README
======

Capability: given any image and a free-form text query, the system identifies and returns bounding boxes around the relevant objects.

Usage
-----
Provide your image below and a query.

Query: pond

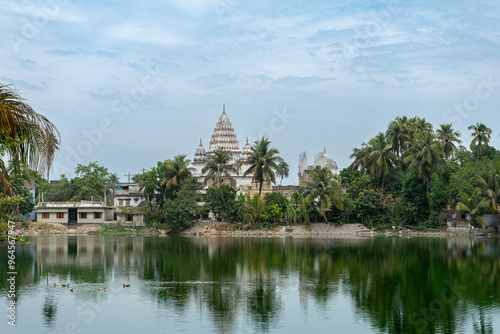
[1,236,500,333]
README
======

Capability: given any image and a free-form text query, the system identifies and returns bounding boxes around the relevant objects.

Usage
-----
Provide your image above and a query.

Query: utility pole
[124,173,132,183]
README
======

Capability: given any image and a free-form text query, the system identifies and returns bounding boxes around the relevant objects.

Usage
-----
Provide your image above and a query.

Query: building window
[56,212,64,219]
[126,199,131,206]
[79,212,87,219]
[41,212,50,219]
[126,214,133,222]
[94,212,102,219]
[119,199,123,206]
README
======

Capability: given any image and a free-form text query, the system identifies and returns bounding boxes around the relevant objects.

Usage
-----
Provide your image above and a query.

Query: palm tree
[243,137,283,196]
[276,160,289,186]
[408,116,433,136]
[366,132,396,190]
[404,131,443,192]
[350,133,396,190]
[456,190,486,227]
[456,172,500,228]
[386,116,410,159]
[239,193,266,226]
[468,123,492,175]
[109,173,119,203]
[0,83,59,195]
[436,124,461,159]
[203,149,237,216]
[301,166,343,221]
[161,154,195,194]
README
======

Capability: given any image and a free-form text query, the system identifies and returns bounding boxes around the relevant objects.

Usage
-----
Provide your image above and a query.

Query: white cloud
[105,23,186,46]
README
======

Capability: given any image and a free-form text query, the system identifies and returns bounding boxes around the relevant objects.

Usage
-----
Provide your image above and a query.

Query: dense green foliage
[347,116,500,229]
[71,161,111,202]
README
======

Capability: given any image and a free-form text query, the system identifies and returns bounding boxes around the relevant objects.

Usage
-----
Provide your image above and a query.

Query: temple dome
[314,149,338,170]
[208,105,240,152]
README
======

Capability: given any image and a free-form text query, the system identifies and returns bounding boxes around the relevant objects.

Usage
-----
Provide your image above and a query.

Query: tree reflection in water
[1,236,499,333]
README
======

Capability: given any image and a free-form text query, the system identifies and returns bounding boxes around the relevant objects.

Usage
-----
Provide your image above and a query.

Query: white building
[298,149,339,184]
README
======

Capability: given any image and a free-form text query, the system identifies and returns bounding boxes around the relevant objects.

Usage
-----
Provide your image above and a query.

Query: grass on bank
[100,225,144,235]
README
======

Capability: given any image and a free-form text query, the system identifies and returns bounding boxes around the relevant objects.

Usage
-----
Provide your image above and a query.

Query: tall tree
[386,116,410,159]
[160,155,195,194]
[301,166,343,221]
[404,131,443,192]
[350,133,396,190]
[276,160,289,186]
[468,123,492,175]
[109,173,119,203]
[243,137,283,196]
[436,123,461,159]
[366,132,396,190]
[71,162,111,202]
[203,149,237,216]
[0,83,59,195]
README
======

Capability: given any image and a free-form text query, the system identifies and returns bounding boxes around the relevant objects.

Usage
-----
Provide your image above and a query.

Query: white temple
[192,105,253,187]
[298,149,339,184]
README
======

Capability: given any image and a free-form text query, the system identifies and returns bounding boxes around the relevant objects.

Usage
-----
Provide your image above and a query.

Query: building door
[68,209,77,224]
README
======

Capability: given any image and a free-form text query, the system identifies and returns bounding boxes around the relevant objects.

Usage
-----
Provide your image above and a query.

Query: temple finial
[324,146,326,154]
[246,137,249,143]
[200,138,202,145]
[223,104,226,114]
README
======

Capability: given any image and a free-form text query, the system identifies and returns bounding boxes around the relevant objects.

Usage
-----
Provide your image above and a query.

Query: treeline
[340,117,499,228]
[6,105,500,231]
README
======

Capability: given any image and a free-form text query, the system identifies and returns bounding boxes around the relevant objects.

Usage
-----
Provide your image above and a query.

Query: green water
[1,236,499,333]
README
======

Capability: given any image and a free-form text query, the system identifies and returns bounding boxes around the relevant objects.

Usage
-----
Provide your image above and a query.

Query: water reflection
[1,236,500,333]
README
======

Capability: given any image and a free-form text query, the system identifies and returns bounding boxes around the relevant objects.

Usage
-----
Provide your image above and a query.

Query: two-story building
[114,183,146,227]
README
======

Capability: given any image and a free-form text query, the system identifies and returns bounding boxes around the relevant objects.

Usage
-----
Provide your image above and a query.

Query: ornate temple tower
[192,139,207,177]
[192,105,253,187]
[207,105,241,163]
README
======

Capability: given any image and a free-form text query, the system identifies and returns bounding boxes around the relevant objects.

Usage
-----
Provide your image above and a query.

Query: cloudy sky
[2,0,500,184]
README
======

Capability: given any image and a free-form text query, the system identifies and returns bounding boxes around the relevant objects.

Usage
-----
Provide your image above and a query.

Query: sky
[2,0,500,184]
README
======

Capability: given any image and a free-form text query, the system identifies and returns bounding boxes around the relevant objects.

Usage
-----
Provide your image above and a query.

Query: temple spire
[223,104,226,114]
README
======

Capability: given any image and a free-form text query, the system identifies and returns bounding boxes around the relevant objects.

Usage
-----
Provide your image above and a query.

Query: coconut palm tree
[350,133,396,190]
[301,166,343,221]
[243,137,283,196]
[276,160,289,186]
[0,83,59,195]
[386,116,410,159]
[109,173,119,203]
[161,155,195,194]
[404,131,443,192]
[456,190,486,227]
[203,149,237,216]
[436,123,461,159]
[366,132,396,190]
[468,123,492,175]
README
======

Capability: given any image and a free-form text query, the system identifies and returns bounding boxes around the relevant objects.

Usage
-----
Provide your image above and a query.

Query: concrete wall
[37,208,69,224]
[117,213,144,227]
